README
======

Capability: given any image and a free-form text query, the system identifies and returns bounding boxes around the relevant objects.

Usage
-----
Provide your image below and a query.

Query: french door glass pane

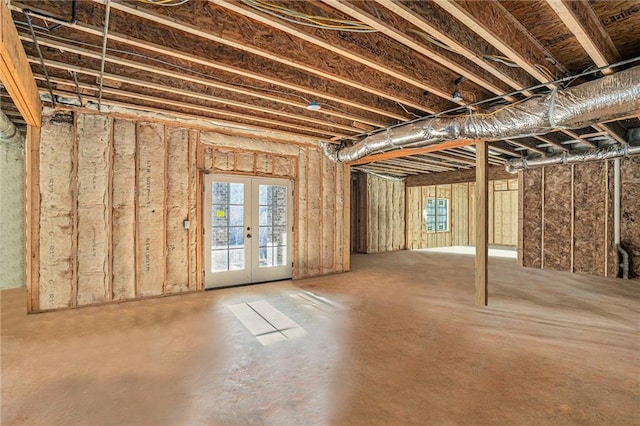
[211,182,245,272]
[258,184,288,268]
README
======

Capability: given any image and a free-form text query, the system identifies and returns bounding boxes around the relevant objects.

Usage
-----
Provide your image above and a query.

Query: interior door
[204,174,293,289]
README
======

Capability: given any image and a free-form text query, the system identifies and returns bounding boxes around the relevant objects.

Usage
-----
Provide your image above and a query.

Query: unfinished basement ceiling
[8,0,640,176]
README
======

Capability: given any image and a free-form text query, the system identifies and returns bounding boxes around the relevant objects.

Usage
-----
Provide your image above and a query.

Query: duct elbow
[320,141,340,162]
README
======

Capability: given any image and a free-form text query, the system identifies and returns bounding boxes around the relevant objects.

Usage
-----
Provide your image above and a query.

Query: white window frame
[424,197,449,233]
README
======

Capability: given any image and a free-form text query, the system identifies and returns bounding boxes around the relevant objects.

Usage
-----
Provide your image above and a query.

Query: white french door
[203,175,293,289]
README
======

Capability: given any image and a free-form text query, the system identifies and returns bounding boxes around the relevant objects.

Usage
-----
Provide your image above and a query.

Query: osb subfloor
[2,251,639,425]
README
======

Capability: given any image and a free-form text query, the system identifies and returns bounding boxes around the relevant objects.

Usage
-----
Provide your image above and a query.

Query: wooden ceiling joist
[22,36,368,134]
[434,0,559,85]
[532,135,570,152]
[98,0,444,113]
[211,0,469,108]
[0,0,41,126]
[8,1,405,124]
[319,0,510,97]
[373,0,536,92]
[37,86,327,143]
[504,138,547,156]
[545,0,620,74]
[36,77,347,139]
[348,139,478,166]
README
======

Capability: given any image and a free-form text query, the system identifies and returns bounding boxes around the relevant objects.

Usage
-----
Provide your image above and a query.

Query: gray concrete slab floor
[1,251,639,425]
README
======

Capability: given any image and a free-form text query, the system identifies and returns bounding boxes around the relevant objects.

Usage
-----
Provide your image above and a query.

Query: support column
[475,140,488,305]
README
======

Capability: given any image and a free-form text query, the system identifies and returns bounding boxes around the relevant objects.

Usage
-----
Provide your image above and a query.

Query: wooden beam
[22,39,362,134]
[321,0,510,97]
[504,138,547,156]
[434,0,558,84]
[35,75,347,139]
[533,135,569,151]
[9,1,404,123]
[37,87,329,143]
[100,0,440,113]
[0,0,41,126]
[545,0,620,74]
[372,0,535,92]
[475,140,488,306]
[210,0,464,109]
[593,123,626,145]
[348,139,477,165]
[25,125,40,312]
[405,165,513,187]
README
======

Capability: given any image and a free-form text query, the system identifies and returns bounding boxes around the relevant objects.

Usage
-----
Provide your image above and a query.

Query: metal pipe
[322,65,640,163]
[0,111,23,146]
[97,0,112,111]
[614,158,621,246]
[24,12,55,107]
[614,158,631,279]
[505,144,640,173]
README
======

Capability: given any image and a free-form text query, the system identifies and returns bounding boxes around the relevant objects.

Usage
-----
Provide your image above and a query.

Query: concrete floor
[1,251,639,425]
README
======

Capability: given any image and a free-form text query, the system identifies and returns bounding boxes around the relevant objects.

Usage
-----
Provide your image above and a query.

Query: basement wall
[27,109,349,312]
[519,158,639,278]
[199,132,349,278]
[406,179,518,249]
[353,173,405,253]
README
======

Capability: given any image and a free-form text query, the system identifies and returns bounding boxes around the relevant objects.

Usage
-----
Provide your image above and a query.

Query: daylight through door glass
[258,185,288,267]
[211,182,245,272]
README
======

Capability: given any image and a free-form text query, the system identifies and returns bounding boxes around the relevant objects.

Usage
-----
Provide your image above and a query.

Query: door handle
[247,233,252,238]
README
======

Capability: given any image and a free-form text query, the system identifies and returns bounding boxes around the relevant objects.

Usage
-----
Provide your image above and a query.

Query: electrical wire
[241,0,378,32]
[409,30,562,80]
[16,24,317,104]
[138,0,190,6]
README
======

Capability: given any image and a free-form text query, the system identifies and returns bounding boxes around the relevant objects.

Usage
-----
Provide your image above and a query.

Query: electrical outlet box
[183,220,190,230]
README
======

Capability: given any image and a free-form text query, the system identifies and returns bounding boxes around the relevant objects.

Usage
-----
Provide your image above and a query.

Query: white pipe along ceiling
[321,65,640,163]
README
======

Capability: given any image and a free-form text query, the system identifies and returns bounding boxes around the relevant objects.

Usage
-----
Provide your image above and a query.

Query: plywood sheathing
[37,112,75,310]
[620,156,640,278]
[76,114,111,304]
[43,1,424,118]
[501,0,594,72]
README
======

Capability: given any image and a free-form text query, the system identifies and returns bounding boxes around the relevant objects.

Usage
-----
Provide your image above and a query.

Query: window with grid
[425,197,449,232]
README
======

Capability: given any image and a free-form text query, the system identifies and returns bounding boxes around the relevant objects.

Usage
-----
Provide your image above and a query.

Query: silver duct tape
[323,65,640,163]
[506,145,640,173]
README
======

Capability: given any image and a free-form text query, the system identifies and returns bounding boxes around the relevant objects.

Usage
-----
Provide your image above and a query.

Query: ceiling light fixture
[451,90,463,102]
[306,101,321,111]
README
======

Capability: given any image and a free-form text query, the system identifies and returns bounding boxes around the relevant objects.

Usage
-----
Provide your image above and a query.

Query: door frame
[202,173,294,289]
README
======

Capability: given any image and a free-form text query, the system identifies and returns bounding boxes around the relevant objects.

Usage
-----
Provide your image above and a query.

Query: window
[425,198,449,232]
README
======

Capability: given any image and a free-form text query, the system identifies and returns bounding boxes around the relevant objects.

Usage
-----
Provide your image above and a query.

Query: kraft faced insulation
[166,127,190,293]
[306,148,322,275]
[213,149,234,171]
[76,115,111,305]
[188,130,198,289]
[112,119,137,300]
[137,122,166,297]
[236,151,255,173]
[38,112,75,310]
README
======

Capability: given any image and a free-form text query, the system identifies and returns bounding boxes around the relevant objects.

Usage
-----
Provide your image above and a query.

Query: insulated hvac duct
[0,110,25,289]
[322,65,640,163]
[505,144,640,172]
